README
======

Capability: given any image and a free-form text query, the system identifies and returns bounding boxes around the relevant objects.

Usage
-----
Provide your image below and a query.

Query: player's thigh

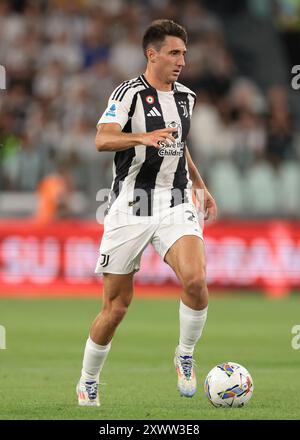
[95,213,155,275]
[102,272,135,308]
[164,235,206,284]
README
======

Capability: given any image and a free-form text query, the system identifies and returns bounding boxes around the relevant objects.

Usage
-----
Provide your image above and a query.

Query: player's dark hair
[142,19,187,58]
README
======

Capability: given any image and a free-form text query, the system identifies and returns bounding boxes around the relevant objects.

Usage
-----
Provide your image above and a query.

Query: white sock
[178,300,208,356]
[80,336,111,382]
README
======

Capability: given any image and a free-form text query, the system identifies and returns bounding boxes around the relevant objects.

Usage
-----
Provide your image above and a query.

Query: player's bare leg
[90,272,134,345]
[165,235,208,397]
[77,273,134,406]
[165,235,208,309]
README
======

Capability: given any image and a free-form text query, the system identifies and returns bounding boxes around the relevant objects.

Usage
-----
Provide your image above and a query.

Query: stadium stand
[0,0,299,219]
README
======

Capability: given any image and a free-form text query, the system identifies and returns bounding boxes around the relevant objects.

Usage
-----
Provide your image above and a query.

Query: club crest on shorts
[146,95,154,104]
[100,253,110,267]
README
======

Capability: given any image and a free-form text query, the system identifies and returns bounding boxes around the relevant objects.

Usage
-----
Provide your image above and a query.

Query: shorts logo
[146,95,154,104]
[100,253,110,267]
[105,103,117,117]
[186,210,196,222]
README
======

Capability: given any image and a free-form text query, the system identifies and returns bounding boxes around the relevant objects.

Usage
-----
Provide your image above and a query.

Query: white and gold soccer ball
[204,362,254,408]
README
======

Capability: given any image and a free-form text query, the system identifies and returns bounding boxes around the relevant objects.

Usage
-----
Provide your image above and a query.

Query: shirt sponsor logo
[158,140,184,157]
[158,143,184,157]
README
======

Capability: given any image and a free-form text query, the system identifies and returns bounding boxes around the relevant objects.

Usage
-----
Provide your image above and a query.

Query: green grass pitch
[0,293,300,420]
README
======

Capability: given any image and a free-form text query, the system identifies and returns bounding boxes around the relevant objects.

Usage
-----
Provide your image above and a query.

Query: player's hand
[204,189,217,222]
[140,127,177,148]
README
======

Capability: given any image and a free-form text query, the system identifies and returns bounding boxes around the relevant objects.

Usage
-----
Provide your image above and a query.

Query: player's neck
[143,70,173,92]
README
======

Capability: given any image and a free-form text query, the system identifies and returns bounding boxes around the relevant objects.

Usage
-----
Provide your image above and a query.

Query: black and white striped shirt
[98,74,196,216]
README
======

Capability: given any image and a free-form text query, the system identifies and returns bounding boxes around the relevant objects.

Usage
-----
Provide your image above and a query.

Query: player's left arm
[185,145,218,221]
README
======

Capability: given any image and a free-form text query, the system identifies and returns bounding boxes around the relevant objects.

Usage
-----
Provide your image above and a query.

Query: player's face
[152,36,186,84]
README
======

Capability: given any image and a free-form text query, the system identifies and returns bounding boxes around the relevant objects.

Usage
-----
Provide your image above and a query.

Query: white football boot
[76,380,100,406]
[174,347,197,397]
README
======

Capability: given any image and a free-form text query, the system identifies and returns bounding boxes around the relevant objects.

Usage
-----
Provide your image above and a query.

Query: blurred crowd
[0,0,300,219]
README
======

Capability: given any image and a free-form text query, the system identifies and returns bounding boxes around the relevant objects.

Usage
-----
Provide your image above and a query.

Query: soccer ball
[204,362,254,408]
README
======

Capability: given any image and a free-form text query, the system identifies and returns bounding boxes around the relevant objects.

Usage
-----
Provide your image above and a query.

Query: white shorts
[95,203,203,275]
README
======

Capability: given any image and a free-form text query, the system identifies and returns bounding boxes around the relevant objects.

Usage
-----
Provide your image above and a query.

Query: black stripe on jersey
[111,105,143,203]
[111,148,135,202]
[115,79,142,101]
[174,93,191,141]
[169,93,192,208]
[128,90,139,118]
[108,91,138,210]
[113,81,132,101]
[111,79,139,100]
[139,74,151,88]
[113,79,142,101]
[111,120,136,202]
[111,80,130,100]
[169,148,189,208]
[118,81,143,102]
[133,88,165,216]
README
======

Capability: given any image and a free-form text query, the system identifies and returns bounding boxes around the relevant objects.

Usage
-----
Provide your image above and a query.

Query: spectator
[0,0,298,219]
[110,29,145,80]
[34,161,73,223]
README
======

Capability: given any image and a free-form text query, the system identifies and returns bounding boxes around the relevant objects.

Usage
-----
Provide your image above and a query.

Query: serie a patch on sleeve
[105,102,118,117]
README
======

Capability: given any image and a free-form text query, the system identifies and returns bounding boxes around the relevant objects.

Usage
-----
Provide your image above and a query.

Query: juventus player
[77,19,217,406]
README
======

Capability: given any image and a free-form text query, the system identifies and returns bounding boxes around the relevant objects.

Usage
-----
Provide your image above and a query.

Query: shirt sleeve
[97,83,134,129]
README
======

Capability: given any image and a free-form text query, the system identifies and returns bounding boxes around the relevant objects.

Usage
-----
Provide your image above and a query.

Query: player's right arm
[95,82,176,152]
[95,123,176,152]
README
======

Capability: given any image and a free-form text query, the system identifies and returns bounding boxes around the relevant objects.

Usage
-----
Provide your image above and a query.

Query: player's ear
[147,47,157,63]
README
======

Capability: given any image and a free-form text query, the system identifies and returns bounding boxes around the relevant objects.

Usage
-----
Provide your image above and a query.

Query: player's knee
[182,270,206,296]
[109,303,129,326]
